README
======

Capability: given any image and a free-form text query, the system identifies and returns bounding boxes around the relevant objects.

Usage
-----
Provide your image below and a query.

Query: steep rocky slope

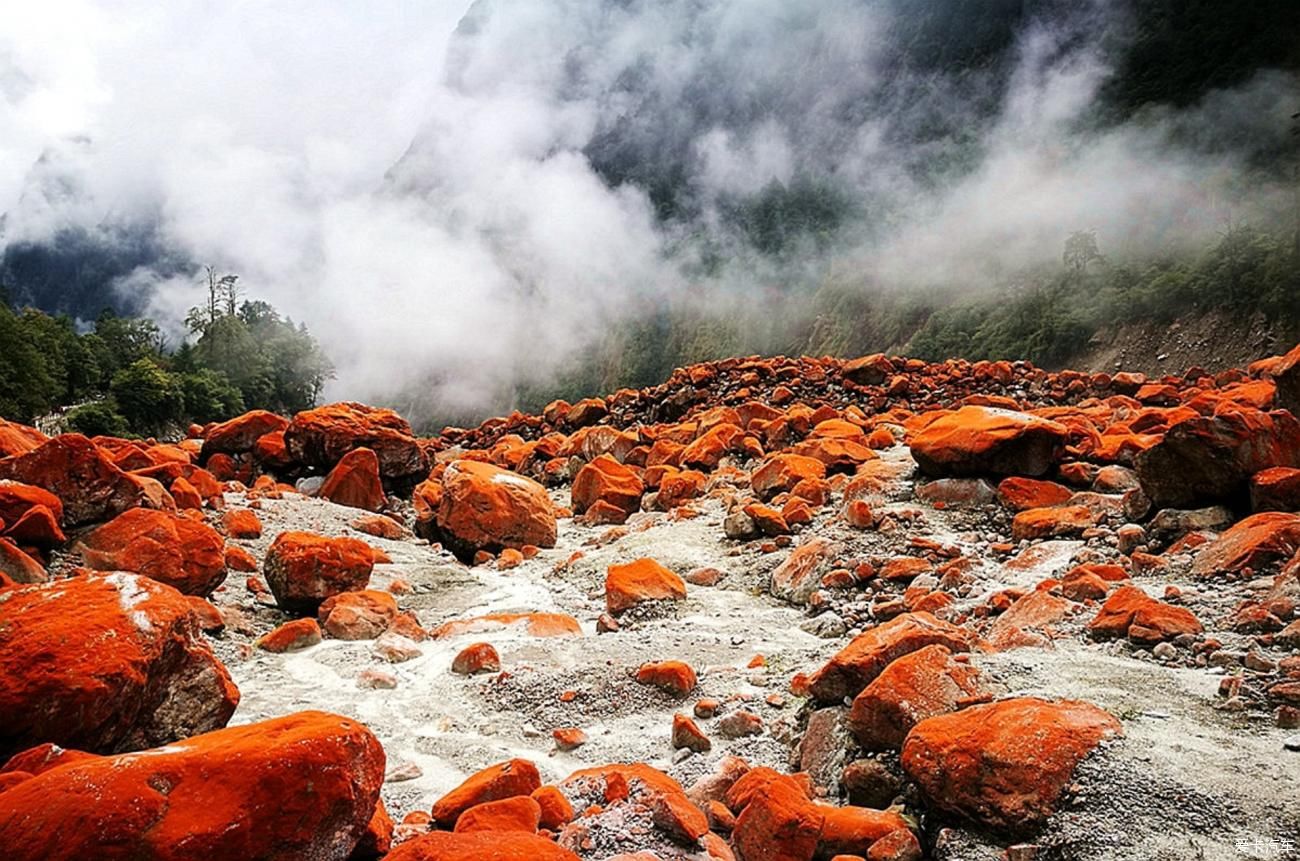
[2,344,1300,860]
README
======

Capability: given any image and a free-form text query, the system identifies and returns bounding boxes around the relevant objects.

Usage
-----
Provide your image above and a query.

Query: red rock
[0,573,239,759]
[0,419,46,459]
[222,508,263,539]
[996,476,1074,511]
[0,480,64,528]
[78,508,227,596]
[792,437,877,472]
[654,467,708,509]
[909,407,1069,478]
[0,539,46,584]
[552,727,587,752]
[253,430,294,469]
[1134,406,1300,508]
[605,557,687,614]
[0,434,143,526]
[533,785,575,830]
[1010,505,1099,541]
[350,513,407,540]
[1086,585,1202,643]
[200,410,289,460]
[384,831,579,861]
[435,460,557,562]
[452,642,501,675]
[865,828,923,861]
[351,799,394,860]
[318,590,399,640]
[572,454,644,523]
[433,612,582,639]
[169,476,203,510]
[672,713,712,752]
[770,537,836,604]
[731,774,822,861]
[453,795,543,833]
[1251,466,1300,512]
[848,645,987,751]
[843,354,894,386]
[636,661,698,696]
[808,612,976,703]
[901,697,1122,833]
[985,590,1074,651]
[225,544,258,572]
[256,618,323,652]
[561,762,708,844]
[319,447,387,512]
[0,710,384,861]
[752,454,827,500]
[263,531,374,613]
[1191,512,1300,577]
[285,402,426,479]
[681,424,744,470]
[431,759,543,828]
[744,502,791,536]
[844,500,875,528]
[818,805,912,857]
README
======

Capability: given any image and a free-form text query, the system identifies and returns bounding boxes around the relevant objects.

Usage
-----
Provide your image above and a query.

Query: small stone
[386,762,423,782]
[717,710,763,738]
[672,714,712,752]
[372,631,422,663]
[553,728,588,751]
[357,668,398,689]
[1284,735,1300,752]
[1152,642,1177,661]
[452,642,501,675]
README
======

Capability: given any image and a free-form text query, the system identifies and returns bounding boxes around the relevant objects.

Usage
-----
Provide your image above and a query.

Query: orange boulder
[0,710,384,861]
[1190,512,1300,577]
[751,454,827,500]
[635,660,698,696]
[0,573,239,760]
[319,447,386,512]
[808,612,976,704]
[435,460,557,562]
[431,759,543,828]
[1086,585,1203,644]
[263,531,374,613]
[901,697,1122,833]
[848,644,987,751]
[909,407,1069,478]
[996,476,1073,511]
[572,454,644,523]
[78,508,227,596]
[285,402,427,480]
[318,590,399,640]
[0,539,46,584]
[453,796,542,833]
[0,480,64,528]
[199,410,289,460]
[605,558,687,614]
[0,434,143,526]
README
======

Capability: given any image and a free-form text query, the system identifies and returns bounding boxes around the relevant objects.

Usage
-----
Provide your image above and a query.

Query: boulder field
[1,345,1300,859]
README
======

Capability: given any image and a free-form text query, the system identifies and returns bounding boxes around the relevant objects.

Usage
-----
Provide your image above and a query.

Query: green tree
[66,401,129,437]
[180,368,246,423]
[110,358,184,435]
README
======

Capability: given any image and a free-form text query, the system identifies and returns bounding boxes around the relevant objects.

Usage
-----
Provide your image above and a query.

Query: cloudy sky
[1,1,1293,413]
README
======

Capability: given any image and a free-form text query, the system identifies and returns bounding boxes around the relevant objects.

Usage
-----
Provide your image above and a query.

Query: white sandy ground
[207,444,1300,861]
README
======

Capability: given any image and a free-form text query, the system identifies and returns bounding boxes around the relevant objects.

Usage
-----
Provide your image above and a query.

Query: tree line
[0,269,332,438]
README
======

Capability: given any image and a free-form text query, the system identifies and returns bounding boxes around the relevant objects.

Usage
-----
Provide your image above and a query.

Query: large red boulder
[384,832,579,861]
[1251,466,1300,512]
[1086,585,1203,644]
[0,420,46,459]
[751,453,827,500]
[0,711,384,861]
[808,612,976,704]
[909,407,1069,478]
[0,573,239,760]
[77,508,227,596]
[1190,512,1300,577]
[605,557,687,614]
[571,454,644,523]
[0,434,143,526]
[318,447,386,512]
[285,402,427,480]
[435,460,557,562]
[901,697,1122,834]
[848,644,987,751]
[264,531,374,613]
[199,410,289,460]
[1134,407,1300,508]
[430,758,543,828]
[0,540,46,584]
[0,480,64,527]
